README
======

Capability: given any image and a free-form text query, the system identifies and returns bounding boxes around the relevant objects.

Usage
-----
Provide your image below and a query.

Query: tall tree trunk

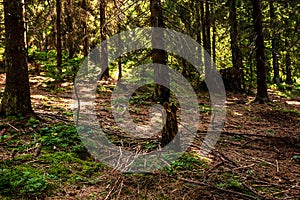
[117,23,122,81]
[228,0,243,91]
[23,0,28,55]
[1,0,32,116]
[205,1,211,55]
[252,0,270,103]
[100,0,109,79]
[150,0,169,103]
[285,39,292,85]
[212,7,216,64]
[56,0,62,74]
[200,1,206,49]
[150,0,178,150]
[65,0,75,59]
[200,1,208,77]
[269,0,280,84]
[82,0,89,57]
[201,1,212,78]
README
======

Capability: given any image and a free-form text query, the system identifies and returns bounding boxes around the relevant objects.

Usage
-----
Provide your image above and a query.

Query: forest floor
[0,72,300,200]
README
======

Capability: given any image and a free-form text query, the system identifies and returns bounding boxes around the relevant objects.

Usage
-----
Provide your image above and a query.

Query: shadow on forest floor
[0,73,299,199]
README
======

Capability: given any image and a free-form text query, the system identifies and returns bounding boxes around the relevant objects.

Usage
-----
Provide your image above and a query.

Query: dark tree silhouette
[269,0,280,84]
[1,0,32,116]
[100,0,109,79]
[82,0,89,57]
[228,0,243,91]
[150,0,169,103]
[56,0,62,73]
[252,0,270,103]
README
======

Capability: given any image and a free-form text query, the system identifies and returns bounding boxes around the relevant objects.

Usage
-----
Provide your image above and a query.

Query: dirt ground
[0,73,299,199]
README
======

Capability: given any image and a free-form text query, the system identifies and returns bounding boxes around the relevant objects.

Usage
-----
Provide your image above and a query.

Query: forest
[0,0,299,199]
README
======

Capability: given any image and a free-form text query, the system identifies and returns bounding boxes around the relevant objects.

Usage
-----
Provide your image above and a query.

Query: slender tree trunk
[100,0,109,79]
[200,1,210,78]
[23,0,28,55]
[252,0,270,103]
[200,1,206,49]
[195,0,201,45]
[1,0,32,116]
[150,0,178,150]
[150,0,169,103]
[269,0,280,84]
[200,1,212,78]
[117,23,122,81]
[285,39,292,84]
[205,1,211,55]
[212,10,216,64]
[65,0,75,59]
[193,0,202,79]
[82,0,89,57]
[56,0,62,74]
[228,0,243,91]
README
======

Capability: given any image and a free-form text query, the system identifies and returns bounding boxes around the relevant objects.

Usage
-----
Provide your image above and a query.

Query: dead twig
[104,177,121,200]
[7,123,19,132]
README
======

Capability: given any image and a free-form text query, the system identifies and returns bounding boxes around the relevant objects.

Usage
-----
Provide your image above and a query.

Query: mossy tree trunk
[1,0,32,116]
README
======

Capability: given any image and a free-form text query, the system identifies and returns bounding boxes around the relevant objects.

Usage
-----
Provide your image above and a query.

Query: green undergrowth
[269,82,300,99]
[28,48,83,82]
[166,153,210,177]
[0,120,106,199]
[0,116,263,199]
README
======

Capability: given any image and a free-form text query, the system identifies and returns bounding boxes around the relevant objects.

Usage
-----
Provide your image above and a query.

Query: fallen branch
[7,123,19,131]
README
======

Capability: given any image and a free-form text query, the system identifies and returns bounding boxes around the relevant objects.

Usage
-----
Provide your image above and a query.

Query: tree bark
[56,0,62,73]
[285,43,292,85]
[82,0,89,57]
[228,0,243,91]
[100,0,109,79]
[65,0,75,59]
[212,11,216,64]
[252,0,270,103]
[150,0,178,149]
[269,0,280,84]
[150,0,169,103]
[205,1,211,55]
[1,0,32,116]
[200,1,206,49]
[117,23,122,81]
[201,1,212,78]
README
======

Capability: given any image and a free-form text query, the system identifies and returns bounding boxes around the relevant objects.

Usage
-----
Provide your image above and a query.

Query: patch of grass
[199,104,213,113]
[273,107,300,117]
[215,172,244,192]
[166,153,209,176]
[269,83,300,99]
[39,152,105,184]
[142,141,159,151]
[36,124,82,152]
[0,120,107,199]
[266,129,275,136]
[255,185,282,195]
[0,166,52,198]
